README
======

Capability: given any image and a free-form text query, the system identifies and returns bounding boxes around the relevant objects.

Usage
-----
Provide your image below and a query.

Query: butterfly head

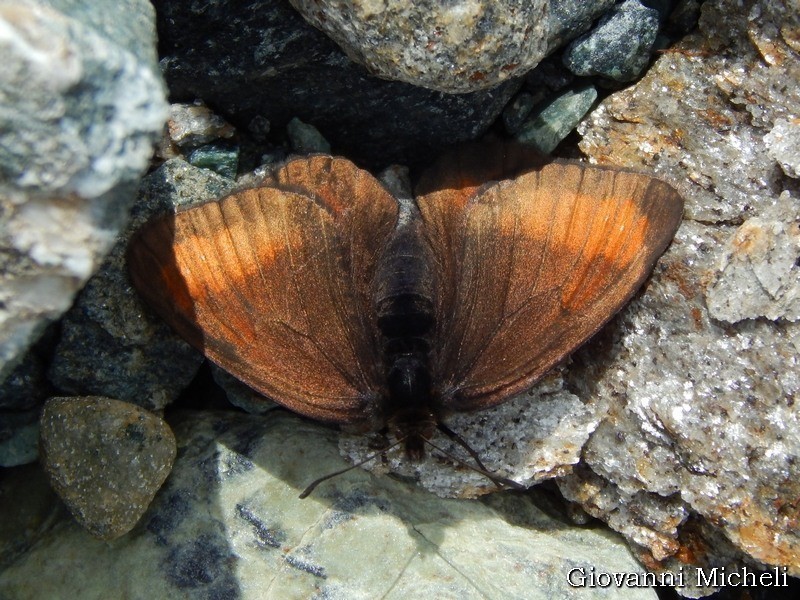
[386,407,438,461]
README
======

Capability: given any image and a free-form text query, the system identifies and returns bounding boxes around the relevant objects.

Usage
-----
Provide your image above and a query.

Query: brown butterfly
[128,143,683,483]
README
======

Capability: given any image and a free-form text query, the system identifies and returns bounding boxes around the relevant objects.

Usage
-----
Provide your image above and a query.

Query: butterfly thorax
[374,197,439,460]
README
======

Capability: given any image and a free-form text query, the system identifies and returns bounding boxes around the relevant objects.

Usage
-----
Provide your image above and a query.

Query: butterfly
[128,143,683,482]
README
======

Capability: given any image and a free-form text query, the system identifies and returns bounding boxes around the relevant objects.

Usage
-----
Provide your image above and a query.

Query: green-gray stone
[187,144,240,179]
[515,85,598,154]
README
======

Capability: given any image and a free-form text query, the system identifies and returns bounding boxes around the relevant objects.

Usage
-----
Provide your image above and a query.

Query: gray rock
[502,91,538,134]
[0,338,51,411]
[765,117,800,178]
[0,464,62,571]
[47,160,232,410]
[546,0,618,51]
[38,396,176,540]
[0,0,168,379]
[563,0,662,82]
[341,371,600,498]
[289,0,549,93]
[0,410,656,599]
[286,117,332,154]
[210,365,277,416]
[515,84,598,153]
[156,0,521,167]
[0,410,39,467]
[568,0,800,588]
[706,193,800,323]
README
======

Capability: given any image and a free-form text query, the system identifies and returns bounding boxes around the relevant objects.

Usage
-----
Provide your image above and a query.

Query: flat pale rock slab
[39,396,176,540]
[2,410,655,599]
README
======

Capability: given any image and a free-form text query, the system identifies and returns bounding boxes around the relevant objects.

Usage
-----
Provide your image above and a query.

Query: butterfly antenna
[429,425,525,491]
[299,437,405,499]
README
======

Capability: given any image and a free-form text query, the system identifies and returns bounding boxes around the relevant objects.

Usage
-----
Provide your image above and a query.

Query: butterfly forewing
[418,161,683,411]
[128,162,398,425]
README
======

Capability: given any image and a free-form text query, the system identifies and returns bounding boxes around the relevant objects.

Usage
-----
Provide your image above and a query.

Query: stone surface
[289,0,549,93]
[0,464,62,571]
[0,0,168,379]
[515,84,598,153]
[577,0,799,224]
[46,160,231,410]
[706,193,800,323]
[286,116,332,154]
[765,116,800,178]
[561,0,800,591]
[167,102,235,148]
[186,144,240,179]
[0,410,39,467]
[155,0,521,168]
[563,0,662,82]
[545,0,618,52]
[341,371,600,498]
[0,410,655,599]
[39,396,177,540]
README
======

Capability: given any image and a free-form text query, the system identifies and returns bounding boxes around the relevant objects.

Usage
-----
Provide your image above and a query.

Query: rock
[706,194,800,323]
[765,117,800,178]
[167,102,236,148]
[577,0,799,224]
[288,0,549,93]
[0,410,39,467]
[46,160,232,410]
[38,396,177,540]
[0,0,168,379]
[186,144,240,179]
[286,117,332,154]
[563,0,662,82]
[0,464,62,571]
[564,0,800,590]
[155,0,521,167]
[210,365,277,416]
[341,371,599,498]
[0,333,52,411]
[546,0,618,51]
[502,91,537,134]
[0,410,656,599]
[515,84,598,153]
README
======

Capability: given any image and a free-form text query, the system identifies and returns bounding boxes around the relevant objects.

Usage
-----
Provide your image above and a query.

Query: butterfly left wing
[417,158,683,412]
[128,157,398,426]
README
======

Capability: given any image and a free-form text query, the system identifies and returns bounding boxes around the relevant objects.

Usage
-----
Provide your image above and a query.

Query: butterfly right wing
[417,150,683,413]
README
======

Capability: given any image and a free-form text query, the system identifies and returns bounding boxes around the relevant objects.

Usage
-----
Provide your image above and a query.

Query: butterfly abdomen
[374,198,438,457]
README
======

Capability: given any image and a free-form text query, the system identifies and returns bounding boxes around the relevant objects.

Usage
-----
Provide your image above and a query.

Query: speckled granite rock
[0,0,168,379]
[0,410,656,599]
[288,0,549,93]
[46,160,230,410]
[558,0,800,592]
[39,396,176,540]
